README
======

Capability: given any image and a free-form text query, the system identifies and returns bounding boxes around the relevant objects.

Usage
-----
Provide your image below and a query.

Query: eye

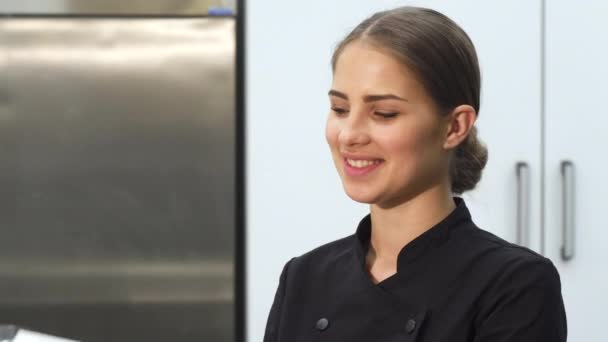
[331,107,348,116]
[375,112,398,119]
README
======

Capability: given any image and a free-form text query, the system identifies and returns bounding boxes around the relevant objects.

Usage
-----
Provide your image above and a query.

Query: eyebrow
[328,89,408,102]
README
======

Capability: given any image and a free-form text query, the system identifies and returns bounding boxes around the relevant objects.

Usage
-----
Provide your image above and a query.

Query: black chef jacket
[263,196,567,341]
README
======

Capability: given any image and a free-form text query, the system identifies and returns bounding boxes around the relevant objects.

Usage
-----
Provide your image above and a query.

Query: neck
[367,183,456,269]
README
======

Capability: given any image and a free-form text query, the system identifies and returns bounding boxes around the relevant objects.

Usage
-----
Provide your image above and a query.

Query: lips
[343,157,384,177]
[345,158,382,168]
[341,151,384,161]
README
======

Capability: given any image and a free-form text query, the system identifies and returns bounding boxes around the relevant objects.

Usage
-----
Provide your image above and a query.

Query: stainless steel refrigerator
[0,2,242,341]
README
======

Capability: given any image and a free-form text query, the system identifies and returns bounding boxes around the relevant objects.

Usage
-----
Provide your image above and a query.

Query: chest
[278,281,479,342]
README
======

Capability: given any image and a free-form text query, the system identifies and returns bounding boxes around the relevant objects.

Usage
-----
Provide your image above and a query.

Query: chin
[343,185,379,204]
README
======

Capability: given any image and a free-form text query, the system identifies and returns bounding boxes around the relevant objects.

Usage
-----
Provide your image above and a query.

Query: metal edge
[235,0,246,340]
[540,0,546,256]
[0,14,234,18]
[0,1,236,16]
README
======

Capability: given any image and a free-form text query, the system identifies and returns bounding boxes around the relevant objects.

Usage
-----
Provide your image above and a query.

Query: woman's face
[325,40,450,208]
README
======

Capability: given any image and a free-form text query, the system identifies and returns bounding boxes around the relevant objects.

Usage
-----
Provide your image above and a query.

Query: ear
[442,104,477,150]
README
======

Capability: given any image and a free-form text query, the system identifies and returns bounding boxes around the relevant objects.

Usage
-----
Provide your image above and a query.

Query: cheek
[325,116,339,147]
[379,125,439,171]
[378,126,424,156]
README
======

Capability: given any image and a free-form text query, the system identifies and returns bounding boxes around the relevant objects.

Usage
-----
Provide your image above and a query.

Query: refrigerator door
[0,17,235,341]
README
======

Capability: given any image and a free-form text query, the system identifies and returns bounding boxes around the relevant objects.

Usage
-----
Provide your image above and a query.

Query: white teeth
[346,158,382,168]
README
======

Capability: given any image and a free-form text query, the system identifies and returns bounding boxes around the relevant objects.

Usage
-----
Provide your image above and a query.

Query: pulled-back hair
[331,6,488,194]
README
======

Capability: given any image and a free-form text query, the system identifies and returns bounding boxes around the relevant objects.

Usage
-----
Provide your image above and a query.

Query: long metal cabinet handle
[561,160,575,261]
[516,162,530,247]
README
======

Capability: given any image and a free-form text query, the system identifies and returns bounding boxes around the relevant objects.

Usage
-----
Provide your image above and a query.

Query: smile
[344,158,384,177]
[346,158,383,168]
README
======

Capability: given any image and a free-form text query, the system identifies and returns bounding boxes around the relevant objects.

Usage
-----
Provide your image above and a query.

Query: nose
[338,110,371,147]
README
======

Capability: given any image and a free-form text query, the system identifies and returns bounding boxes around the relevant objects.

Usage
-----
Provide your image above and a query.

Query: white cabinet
[545,1,608,340]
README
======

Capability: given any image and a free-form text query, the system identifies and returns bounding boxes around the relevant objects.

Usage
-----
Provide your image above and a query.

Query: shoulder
[458,225,562,299]
[276,233,358,292]
[288,233,356,272]
[463,228,566,338]
[441,222,563,303]
[457,222,551,267]
[447,225,565,331]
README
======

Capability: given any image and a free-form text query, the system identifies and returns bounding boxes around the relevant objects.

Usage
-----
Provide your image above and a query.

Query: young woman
[263,6,567,342]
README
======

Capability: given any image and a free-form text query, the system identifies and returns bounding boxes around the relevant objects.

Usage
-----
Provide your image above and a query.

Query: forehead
[332,40,420,96]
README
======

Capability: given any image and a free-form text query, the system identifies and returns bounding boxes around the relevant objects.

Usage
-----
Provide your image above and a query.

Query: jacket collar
[354,196,473,271]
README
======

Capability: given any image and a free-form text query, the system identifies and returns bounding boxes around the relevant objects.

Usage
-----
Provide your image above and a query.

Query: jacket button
[405,319,416,334]
[315,318,329,331]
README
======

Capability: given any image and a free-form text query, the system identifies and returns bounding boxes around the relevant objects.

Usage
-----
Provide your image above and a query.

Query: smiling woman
[263,6,567,342]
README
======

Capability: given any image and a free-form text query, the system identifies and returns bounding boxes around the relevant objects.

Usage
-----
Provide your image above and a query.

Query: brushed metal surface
[0,0,236,15]
[0,17,235,341]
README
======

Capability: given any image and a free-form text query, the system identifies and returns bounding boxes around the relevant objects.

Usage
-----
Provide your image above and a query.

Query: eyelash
[331,108,347,115]
[376,112,398,118]
[331,107,398,119]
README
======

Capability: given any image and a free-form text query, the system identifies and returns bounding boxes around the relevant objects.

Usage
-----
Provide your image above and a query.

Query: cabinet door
[545,1,608,340]
[404,0,543,251]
